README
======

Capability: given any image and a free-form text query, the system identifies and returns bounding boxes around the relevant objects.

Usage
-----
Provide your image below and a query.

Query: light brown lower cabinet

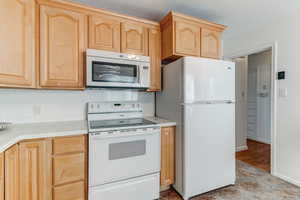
[52,135,87,200]
[19,140,52,200]
[0,153,4,200]
[160,126,175,188]
[5,144,19,200]
[53,181,85,200]
[1,130,176,197]
[2,135,87,200]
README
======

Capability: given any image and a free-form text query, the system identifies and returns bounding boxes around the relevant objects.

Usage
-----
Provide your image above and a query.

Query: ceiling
[70,0,299,38]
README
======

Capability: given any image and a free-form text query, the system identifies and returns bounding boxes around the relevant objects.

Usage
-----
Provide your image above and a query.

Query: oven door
[89,129,160,187]
[87,56,143,88]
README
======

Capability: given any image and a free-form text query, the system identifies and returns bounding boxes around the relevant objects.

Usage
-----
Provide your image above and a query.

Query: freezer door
[183,57,235,103]
[183,103,236,198]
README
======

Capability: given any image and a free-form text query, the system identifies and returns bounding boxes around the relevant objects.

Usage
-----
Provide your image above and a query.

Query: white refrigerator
[156,56,236,200]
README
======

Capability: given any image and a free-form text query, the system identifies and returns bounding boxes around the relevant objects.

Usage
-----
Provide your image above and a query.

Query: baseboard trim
[273,172,300,187]
[160,185,171,192]
[236,145,248,152]
[247,136,271,144]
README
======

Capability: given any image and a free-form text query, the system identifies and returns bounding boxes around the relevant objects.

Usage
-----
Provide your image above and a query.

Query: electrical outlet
[33,105,41,116]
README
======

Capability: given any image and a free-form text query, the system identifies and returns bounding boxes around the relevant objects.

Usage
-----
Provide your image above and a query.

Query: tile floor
[160,161,300,200]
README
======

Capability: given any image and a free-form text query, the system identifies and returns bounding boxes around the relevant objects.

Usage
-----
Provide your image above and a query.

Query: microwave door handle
[137,65,140,84]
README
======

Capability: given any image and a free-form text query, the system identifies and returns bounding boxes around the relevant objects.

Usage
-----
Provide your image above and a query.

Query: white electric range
[87,102,161,200]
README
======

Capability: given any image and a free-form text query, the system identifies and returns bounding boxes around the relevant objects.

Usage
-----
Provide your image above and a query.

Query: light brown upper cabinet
[201,28,221,59]
[160,11,226,61]
[121,22,149,56]
[39,5,87,89]
[0,0,36,88]
[89,14,121,52]
[19,140,52,200]
[148,28,162,91]
[174,20,201,57]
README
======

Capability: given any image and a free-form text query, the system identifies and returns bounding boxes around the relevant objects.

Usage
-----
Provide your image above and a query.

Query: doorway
[234,49,273,173]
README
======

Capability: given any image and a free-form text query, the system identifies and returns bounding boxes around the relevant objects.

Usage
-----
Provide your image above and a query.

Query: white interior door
[256,50,272,144]
[234,57,248,151]
[247,50,271,144]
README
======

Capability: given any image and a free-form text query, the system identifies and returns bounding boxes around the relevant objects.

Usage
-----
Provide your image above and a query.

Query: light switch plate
[279,88,288,97]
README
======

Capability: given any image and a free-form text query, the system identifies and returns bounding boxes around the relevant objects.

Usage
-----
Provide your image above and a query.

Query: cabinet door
[89,15,120,52]
[201,28,221,59]
[53,153,85,185]
[39,5,87,89]
[0,153,3,200]
[148,28,161,91]
[121,22,148,55]
[5,144,19,200]
[174,21,200,56]
[0,0,35,88]
[19,140,52,200]
[160,127,175,187]
[53,181,85,200]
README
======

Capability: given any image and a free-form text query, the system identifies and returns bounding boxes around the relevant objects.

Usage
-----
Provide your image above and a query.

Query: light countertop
[0,117,176,153]
[145,117,177,127]
[0,120,88,153]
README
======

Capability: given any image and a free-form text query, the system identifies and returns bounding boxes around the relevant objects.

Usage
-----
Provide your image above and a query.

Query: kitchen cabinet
[19,140,52,200]
[53,153,85,185]
[89,14,121,52]
[0,153,4,200]
[148,28,162,91]
[121,22,149,56]
[0,0,163,90]
[53,181,85,200]
[201,28,221,59]
[39,5,87,89]
[5,144,19,200]
[160,126,175,188]
[52,135,87,200]
[174,20,201,57]
[0,0,36,88]
[160,11,226,61]
[1,134,87,200]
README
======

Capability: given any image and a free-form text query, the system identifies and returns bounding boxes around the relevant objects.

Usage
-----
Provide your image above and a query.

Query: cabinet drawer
[53,135,86,154]
[53,153,85,185]
[53,181,85,200]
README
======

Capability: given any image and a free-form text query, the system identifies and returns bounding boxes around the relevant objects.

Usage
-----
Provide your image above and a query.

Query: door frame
[226,42,278,175]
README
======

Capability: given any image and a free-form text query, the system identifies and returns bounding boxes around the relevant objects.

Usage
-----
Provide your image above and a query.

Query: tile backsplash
[0,88,155,124]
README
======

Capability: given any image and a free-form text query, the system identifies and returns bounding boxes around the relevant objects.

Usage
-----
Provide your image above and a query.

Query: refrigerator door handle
[182,100,236,105]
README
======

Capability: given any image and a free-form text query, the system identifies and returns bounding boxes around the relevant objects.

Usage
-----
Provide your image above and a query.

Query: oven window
[92,61,138,83]
[109,140,146,160]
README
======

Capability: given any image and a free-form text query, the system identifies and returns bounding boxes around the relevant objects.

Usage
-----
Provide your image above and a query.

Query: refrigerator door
[183,103,235,199]
[183,57,235,103]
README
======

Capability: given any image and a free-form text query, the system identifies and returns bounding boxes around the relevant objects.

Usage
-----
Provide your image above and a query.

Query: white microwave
[86,49,150,89]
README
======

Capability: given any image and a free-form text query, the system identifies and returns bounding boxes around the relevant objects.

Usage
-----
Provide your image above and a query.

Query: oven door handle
[89,131,160,140]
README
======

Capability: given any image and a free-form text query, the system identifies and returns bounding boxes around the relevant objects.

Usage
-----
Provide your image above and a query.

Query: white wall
[0,89,155,124]
[234,57,248,151]
[224,15,300,186]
